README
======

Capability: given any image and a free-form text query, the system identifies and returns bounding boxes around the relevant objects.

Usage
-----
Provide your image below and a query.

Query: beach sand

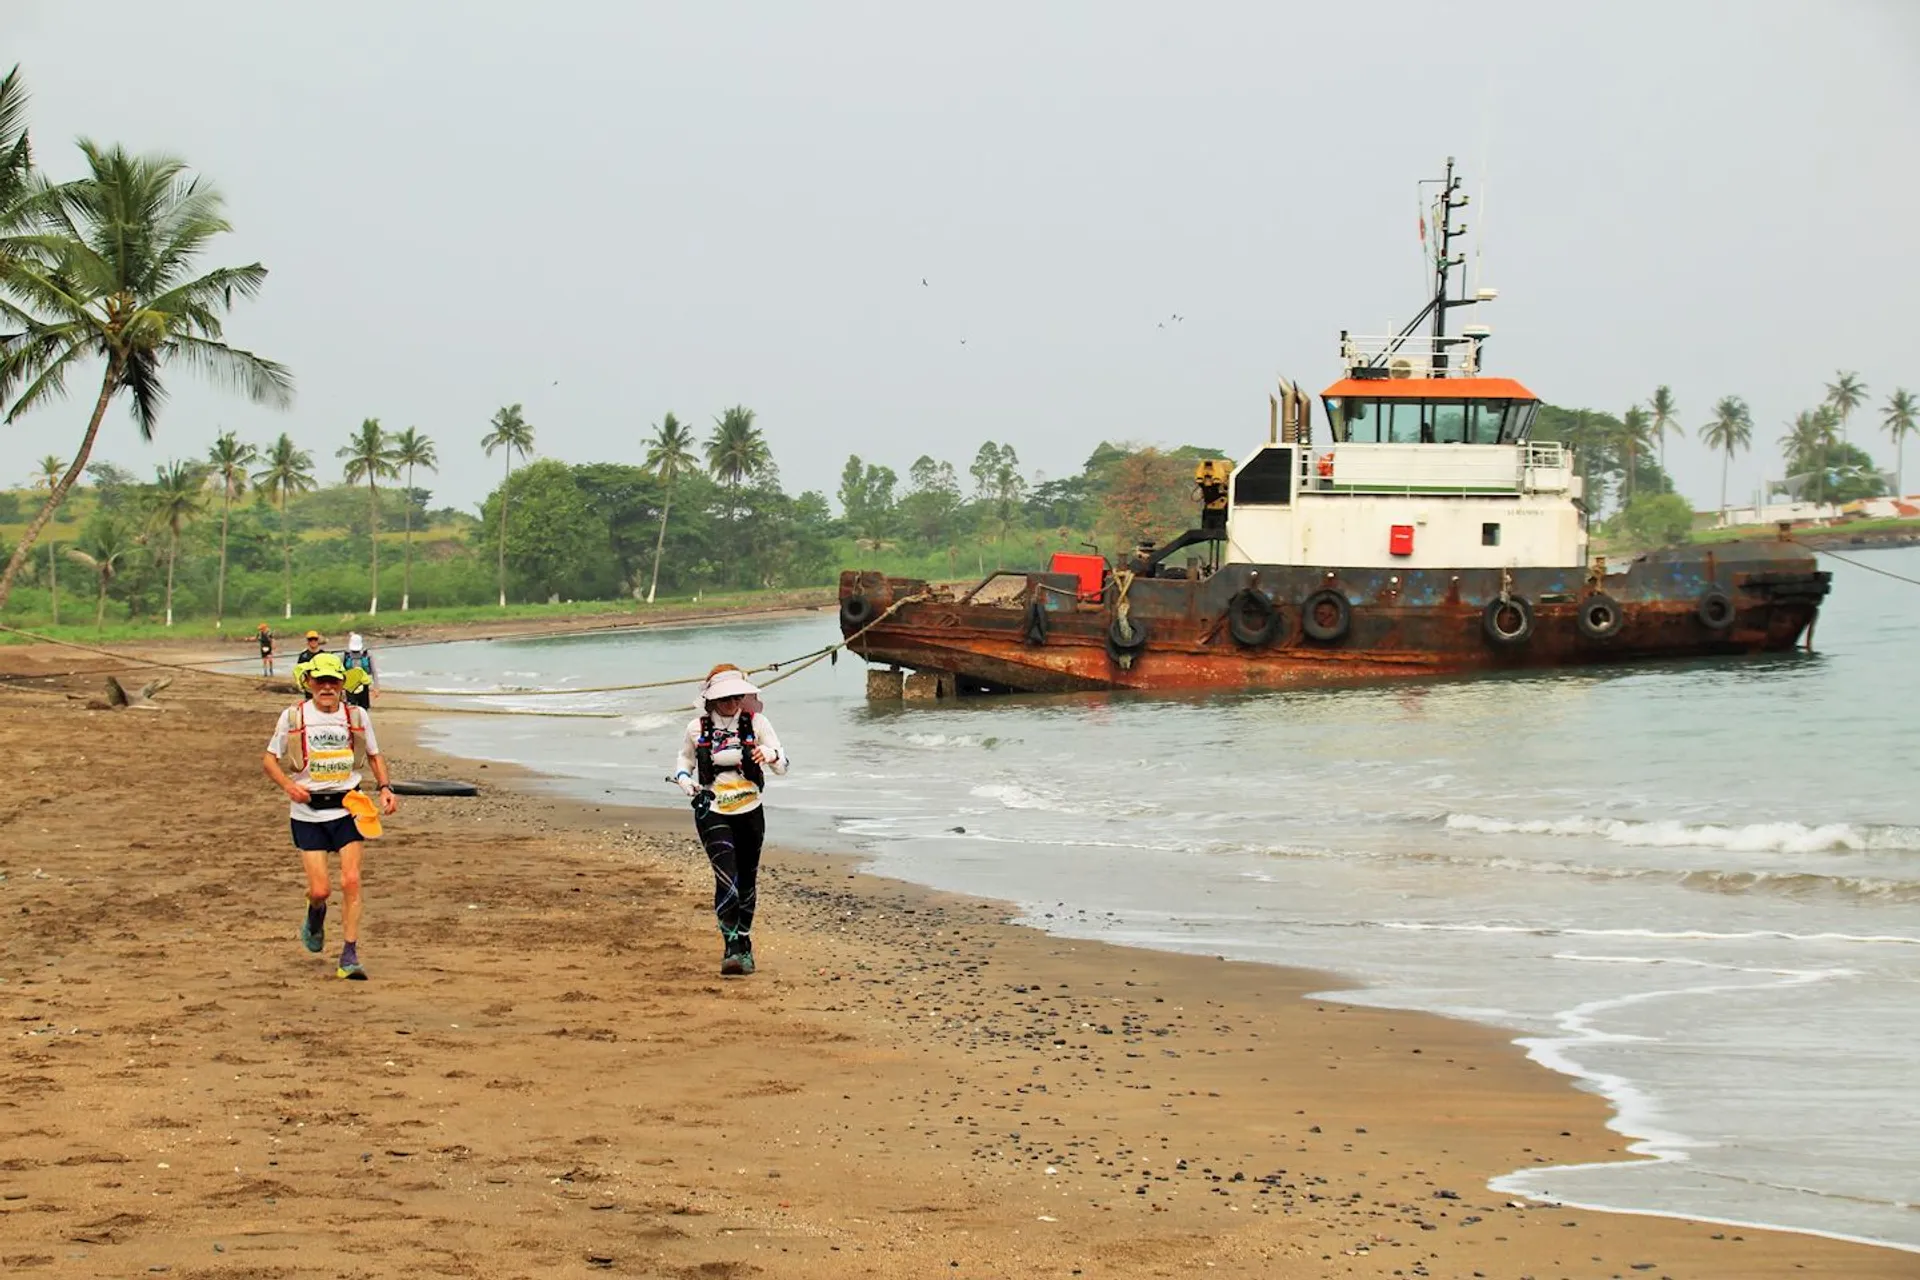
[1,647,1911,1278]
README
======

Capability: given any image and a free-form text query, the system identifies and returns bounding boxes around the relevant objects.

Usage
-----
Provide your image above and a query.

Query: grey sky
[7,1,1918,513]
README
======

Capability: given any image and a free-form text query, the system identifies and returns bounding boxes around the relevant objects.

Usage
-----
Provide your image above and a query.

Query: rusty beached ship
[838,160,1832,697]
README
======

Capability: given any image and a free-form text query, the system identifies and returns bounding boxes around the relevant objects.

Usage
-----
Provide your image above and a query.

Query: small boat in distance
[838,159,1831,696]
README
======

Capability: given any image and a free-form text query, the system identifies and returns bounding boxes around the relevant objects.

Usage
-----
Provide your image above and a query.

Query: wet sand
[1,647,1911,1278]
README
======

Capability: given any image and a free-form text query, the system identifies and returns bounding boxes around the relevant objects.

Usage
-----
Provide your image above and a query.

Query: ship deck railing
[1339,333,1484,377]
[1294,440,1573,496]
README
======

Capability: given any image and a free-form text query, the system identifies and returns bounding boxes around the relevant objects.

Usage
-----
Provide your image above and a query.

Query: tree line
[8,62,1917,632]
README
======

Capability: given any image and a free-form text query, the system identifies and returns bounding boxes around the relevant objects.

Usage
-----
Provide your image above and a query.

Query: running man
[292,630,327,694]
[342,633,376,710]
[257,623,276,677]
[262,652,399,979]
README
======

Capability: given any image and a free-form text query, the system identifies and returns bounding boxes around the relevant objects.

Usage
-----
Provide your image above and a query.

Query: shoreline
[3,655,1913,1276]
[400,711,1920,1263]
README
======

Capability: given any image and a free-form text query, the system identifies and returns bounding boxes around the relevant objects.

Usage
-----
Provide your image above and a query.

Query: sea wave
[902,732,1000,750]
[1445,812,1920,855]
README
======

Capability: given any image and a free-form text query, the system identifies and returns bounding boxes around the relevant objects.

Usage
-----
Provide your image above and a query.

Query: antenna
[1475,99,1493,298]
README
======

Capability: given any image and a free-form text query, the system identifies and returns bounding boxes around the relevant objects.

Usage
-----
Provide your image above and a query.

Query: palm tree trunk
[164,530,179,628]
[215,484,232,629]
[646,494,671,605]
[1720,449,1730,517]
[46,536,58,626]
[402,463,414,611]
[280,488,293,619]
[496,454,511,608]
[0,359,122,610]
[367,478,380,615]
[95,573,107,630]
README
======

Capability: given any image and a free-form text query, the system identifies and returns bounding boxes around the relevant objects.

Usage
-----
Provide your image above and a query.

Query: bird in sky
[921,278,928,287]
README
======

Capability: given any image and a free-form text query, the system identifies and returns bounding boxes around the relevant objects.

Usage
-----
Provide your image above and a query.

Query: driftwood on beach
[100,673,173,710]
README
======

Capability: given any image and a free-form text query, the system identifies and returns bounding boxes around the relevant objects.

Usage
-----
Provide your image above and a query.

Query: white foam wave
[611,713,676,736]
[1446,812,1920,855]
[1376,921,1920,946]
[902,732,992,749]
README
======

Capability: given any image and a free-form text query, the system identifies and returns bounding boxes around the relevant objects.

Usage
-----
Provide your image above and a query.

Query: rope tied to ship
[1783,536,1920,588]
[1,592,930,717]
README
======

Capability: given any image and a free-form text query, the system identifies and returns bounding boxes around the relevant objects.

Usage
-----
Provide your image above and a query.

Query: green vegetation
[0,67,293,610]
[6,62,1913,637]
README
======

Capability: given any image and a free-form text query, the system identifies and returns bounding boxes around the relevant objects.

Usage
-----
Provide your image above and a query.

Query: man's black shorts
[291,815,363,852]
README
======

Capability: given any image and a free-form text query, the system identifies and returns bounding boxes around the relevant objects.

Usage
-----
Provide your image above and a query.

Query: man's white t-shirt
[267,702,381,823]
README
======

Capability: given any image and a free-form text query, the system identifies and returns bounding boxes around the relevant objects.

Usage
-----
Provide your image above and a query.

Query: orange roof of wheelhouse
[1320,376,1539,401]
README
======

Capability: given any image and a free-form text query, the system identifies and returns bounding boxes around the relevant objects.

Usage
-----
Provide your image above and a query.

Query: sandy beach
[2,642,1912,1278]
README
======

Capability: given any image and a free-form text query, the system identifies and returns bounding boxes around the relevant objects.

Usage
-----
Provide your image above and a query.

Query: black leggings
[694,805,766,938]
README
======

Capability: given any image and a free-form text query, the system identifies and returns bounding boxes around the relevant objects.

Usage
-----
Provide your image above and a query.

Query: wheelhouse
[1321,377,1540,446]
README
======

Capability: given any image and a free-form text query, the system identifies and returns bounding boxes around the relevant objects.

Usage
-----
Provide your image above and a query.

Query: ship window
[1430,402,1467,444]
[1482,522,1501,546]
[1329,397,1383,443]
[1469,401,1506,444]
[1506,402,1539,442]
[1386,401,1424,444]
[1232,447,1294,505]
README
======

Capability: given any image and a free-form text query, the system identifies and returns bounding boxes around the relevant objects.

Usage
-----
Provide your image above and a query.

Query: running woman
[262,652,399,979]
[671,664,790,975]
[257,623,275,677]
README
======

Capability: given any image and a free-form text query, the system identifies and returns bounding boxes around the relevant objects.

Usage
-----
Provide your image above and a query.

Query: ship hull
[837,542,1830,694]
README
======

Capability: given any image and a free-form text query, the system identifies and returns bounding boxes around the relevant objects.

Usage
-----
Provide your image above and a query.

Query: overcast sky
[6,1,1918,512]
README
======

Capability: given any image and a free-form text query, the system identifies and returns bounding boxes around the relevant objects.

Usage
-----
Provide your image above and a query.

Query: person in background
[342,633,376,710]
[261,652,399,980]
[292,630,327,694]
[670,664,790,976]
[258,623,276,677]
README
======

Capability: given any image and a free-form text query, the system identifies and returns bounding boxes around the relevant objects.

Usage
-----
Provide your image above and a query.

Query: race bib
[711,777,760,815]
[305,725,354,788]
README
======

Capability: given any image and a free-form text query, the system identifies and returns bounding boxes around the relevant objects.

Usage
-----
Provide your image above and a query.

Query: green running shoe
[299,914,323,953]
[335,961,368,980]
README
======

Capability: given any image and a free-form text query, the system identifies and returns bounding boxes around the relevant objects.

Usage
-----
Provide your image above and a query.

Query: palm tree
[0,65,45,286]
[1780,409,1831,497]
[480,404,534,608]
[0,141,292,610]
[31,452,61,622]
[1700,396,1753,517]
[390,426,437,610]
[706,405,768,519]
[641,411,698,604]
[253,433,314,619]
[1648,385,1682,471]
[1825,371,1867,448]
[1619,404,1653,505]
[1883,389,1917,497]
[66,514,132,630]
[146,460,206,627]
[205,429,257,628]
[338,417,399,615]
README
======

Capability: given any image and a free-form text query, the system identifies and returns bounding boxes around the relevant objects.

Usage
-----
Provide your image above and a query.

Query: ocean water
[395,546,1920,1252]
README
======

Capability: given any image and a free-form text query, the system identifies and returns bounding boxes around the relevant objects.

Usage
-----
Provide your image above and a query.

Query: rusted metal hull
[837,542,1830,694]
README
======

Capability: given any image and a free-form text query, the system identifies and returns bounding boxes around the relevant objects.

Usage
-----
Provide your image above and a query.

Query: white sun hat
[347,632,365,651]
[697,668,762,715]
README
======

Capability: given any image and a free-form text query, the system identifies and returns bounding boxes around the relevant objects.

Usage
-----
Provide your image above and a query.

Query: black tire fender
[1106,614,1148,657]
[1300,588,1351,642]
[1023,596,1050,646]
[1697,587,1736,631]
[1483,595,1534,645]
[389,779,480,797]
[1226,589,1282,646]
[1575,591,1626,641]
[839,593,875,630]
